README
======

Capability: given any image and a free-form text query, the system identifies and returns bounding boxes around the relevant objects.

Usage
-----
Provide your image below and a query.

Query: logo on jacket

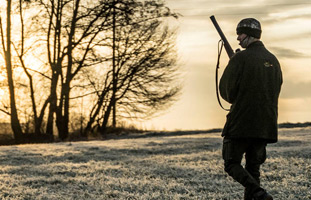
[264,61,273,68]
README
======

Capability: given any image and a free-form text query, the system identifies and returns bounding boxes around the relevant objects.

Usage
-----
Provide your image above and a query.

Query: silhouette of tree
[0,0,24,142]
[83,0,181,135]
[0,0,52,142]
[34,0,115,139]
[14,0,50,136]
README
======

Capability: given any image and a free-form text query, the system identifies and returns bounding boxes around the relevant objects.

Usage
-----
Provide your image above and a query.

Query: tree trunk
[46,0,62,136]
[62,82,70,140]
[56,80,70,140]
[46,70,59,135]
[55,0,80,140]
[99,99,114,135]
[112,0,117,128]
[5,0,23,142]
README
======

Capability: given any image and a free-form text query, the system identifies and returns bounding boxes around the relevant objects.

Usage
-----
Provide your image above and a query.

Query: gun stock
[210,15,234,58]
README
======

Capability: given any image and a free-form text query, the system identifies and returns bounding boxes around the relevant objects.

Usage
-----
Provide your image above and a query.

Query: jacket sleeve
[219,55,242,104]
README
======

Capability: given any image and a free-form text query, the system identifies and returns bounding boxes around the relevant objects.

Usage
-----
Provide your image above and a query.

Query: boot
[244,188,252,200]
[253,190,273,200]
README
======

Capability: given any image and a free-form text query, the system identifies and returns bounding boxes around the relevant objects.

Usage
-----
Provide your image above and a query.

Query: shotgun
[210,15,232,111]
[210,15,234,58]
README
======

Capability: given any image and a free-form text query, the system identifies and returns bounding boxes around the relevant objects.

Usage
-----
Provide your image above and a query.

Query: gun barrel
[210,15,234,58]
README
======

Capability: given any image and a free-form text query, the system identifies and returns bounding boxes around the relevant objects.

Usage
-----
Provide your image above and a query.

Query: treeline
[0,0,181,143]
[278,122,311,129]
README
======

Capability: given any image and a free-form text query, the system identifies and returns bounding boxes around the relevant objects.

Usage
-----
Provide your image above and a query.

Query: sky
[141,0,311,131]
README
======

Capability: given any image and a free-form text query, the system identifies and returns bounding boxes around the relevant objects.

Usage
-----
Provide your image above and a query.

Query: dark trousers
[222,138,267,200]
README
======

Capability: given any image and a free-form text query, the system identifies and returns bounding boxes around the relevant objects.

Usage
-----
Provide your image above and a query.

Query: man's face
[237,33,249,48]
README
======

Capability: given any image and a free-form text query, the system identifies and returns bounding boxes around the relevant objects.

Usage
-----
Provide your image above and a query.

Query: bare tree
[0,0,24,142]
[0,0,53,142]
[83,0,181,135]
[13,0,50,136]
[35,0,114,139]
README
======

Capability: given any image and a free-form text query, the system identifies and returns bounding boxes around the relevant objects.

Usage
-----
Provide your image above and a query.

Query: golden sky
[0,0,310,131]
[142,0,311,130]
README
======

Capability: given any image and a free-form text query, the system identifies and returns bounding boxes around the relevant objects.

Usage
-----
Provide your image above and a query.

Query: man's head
[236,18,261,48]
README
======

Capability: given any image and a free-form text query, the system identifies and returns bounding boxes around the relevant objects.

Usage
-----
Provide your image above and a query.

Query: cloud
[264,13,311,23]
[270,47,309,59]
[269,0,311,5]
[170,0,311,25]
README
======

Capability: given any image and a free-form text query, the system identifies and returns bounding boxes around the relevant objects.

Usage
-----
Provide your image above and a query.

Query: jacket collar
[247,41,264,49]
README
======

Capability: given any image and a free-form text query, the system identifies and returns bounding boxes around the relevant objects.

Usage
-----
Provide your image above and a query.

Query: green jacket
[219,41,283,143]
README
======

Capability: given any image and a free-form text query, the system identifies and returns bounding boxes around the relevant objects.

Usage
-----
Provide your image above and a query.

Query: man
[219,18,283,200]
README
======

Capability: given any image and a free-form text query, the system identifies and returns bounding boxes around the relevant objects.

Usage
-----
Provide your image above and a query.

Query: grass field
[0,128,310,199]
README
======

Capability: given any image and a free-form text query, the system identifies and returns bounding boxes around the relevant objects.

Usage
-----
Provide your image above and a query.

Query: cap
[236,18,262,39]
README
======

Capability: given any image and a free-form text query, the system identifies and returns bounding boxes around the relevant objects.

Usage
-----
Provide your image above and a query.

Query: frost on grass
[0,128,310,199]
